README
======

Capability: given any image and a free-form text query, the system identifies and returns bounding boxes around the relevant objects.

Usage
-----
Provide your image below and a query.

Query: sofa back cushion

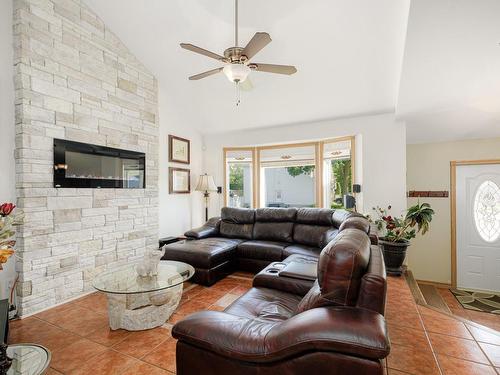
[293,225,338,248]
[296,228,371,313]
[220,207,255,240]
[292,208,336,248]
[339,215,370,234]
[331,209,354,228]
[253,208,296,243]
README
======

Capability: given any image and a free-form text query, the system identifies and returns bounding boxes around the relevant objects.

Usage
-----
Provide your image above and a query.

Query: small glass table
[93,261,195,331]
[6,344,51,375]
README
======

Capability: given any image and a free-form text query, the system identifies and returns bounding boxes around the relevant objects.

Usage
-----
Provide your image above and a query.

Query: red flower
[0,203,15,217]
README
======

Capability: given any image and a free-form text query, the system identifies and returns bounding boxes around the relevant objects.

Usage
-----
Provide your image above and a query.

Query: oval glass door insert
[473,180,500,242]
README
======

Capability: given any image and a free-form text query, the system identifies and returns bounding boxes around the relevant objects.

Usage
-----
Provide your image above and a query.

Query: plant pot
[378,238,410,276]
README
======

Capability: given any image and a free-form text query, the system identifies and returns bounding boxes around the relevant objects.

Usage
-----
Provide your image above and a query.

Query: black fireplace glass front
[54,139,145,188]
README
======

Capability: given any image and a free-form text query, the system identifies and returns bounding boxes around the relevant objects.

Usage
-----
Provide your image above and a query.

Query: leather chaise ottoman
[162,237,242,285]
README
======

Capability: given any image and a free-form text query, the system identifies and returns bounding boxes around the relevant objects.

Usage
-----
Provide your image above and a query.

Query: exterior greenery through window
[286,160,352,209]
[331,159,352,208]
[229,164,244,195]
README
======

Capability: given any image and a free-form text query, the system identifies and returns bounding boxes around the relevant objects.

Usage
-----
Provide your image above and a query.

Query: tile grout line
[109,347,175,374]
[404,275,499,372]
[464,321,499,370]
[413,284,445,375]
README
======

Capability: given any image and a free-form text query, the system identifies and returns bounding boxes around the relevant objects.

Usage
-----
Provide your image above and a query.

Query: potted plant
[0,202,22,373]
[0,203,22,270]
[367,203,435,275]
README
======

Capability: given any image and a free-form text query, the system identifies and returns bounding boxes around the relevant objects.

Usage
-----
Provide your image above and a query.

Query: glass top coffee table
[6,344,51,375]
[93,261,195,331]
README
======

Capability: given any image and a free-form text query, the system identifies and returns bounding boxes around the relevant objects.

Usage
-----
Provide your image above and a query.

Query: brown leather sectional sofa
[171,212,389,375]
[163,207,362,285]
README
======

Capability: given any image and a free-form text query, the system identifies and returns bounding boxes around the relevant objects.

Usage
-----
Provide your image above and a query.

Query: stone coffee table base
[106,284,183,331]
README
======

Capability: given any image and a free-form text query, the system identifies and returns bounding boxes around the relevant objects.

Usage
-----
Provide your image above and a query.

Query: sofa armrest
[184,217,221,239]
[321,228,340,248]
[339,216,370,234]
[253,262,314,296]
[172,307,389,363]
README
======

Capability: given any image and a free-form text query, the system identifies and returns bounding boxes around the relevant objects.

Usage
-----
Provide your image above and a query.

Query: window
[473,180,500,242]
[222,136,357,209]
[259,144,317,208]
[323,138,354,209]
[224,149,254,208]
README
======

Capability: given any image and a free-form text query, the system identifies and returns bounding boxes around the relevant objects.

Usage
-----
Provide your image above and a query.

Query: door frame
[450,159,500,288]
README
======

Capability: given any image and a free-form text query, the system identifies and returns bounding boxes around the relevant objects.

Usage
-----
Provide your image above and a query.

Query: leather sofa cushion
[296,208,335,225]
[162,237,242,269]
[237,240,287,261]
[224,287,302,322]
[356,245,387,315]
[283,244,321,259]
[253,262,314,297]
[220,222,254,240]
[293,224,338,248]
[253,222,294,243]
[255,208,297,222]
[221,207,255,223]
[339,216,370,234]
[332,210,353,228]
[220,207,255,239]
[185,217,221,239]
[296,228,371,312]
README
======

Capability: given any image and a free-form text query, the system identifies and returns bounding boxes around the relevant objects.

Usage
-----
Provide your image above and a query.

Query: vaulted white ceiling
[397,0,500,143]
[85,0,500,142]
[84,0,410,134]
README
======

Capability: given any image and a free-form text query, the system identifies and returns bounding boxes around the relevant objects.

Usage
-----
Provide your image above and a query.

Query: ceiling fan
[180,0,297,104]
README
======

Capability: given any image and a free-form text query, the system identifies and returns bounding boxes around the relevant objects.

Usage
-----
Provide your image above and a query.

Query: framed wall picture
[169,167,190,194]
[168,135,190,164]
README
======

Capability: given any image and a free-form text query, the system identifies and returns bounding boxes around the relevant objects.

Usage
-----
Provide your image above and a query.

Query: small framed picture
[168,135,190,164]
[169,167,190,194]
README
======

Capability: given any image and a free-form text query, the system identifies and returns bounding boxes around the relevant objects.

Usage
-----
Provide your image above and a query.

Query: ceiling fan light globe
[223,63,251,83]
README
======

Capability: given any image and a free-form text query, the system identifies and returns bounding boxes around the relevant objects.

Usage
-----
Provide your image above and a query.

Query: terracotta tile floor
[9,273,500,375]
[436,287,500,333]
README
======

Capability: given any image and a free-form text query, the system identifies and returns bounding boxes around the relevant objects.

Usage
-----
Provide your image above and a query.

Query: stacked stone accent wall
[12,0,159,315]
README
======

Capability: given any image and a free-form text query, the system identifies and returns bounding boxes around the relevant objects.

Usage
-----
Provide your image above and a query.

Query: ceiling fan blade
[189,67,223,80]
[239,78,253,91]
[251,63,297,75]
[180,43,225,61]
[241,32,271,60]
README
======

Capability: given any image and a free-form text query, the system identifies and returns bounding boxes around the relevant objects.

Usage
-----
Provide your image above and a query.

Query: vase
[378,238,410,276]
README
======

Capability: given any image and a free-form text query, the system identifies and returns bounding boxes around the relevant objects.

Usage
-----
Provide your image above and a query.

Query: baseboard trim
[416,279,452,289]
[12,290,96,320]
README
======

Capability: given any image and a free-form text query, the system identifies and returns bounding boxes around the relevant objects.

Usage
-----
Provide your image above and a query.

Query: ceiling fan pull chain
[235,82,241,106]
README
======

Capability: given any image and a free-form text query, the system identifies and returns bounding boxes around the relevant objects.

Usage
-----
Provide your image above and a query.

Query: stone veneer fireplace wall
[13,0,159,315]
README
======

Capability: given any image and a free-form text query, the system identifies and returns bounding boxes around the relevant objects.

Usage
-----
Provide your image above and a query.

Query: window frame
[222,136,356,209]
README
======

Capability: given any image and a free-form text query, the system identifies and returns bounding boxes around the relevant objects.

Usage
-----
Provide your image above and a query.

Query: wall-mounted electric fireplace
[54,139,145,188]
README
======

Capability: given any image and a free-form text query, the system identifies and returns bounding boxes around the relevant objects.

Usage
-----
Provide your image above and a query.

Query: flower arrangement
[0,203,23,270]
[367,202,435,243]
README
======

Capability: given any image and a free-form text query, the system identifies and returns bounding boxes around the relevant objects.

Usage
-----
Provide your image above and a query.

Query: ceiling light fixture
[223,63,251,84]
[180,0,297,107]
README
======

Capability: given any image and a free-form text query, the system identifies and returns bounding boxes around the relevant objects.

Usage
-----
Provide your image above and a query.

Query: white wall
[407,137,500,284]
[0,0,16,301]
[158,88,204,236]
[203,113,407,219]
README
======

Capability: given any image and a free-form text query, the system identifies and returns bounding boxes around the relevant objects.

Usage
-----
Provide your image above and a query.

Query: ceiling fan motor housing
[224,47,246,63]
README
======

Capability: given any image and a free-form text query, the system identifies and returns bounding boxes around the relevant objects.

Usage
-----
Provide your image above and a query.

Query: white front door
[456,164,500,292]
